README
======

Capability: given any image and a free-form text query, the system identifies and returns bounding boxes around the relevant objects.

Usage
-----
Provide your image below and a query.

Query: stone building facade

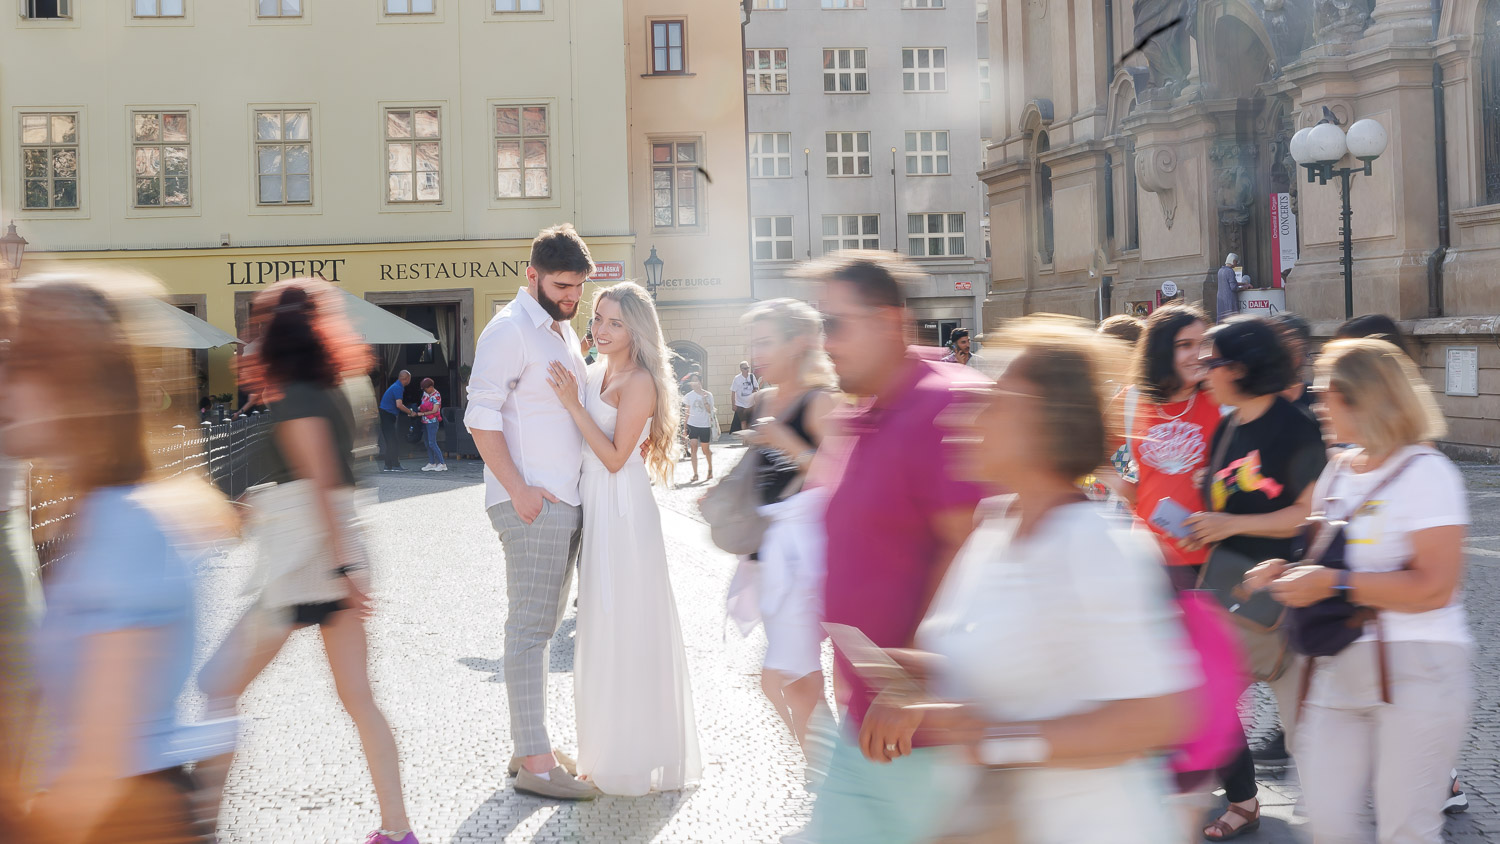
[983,0,1500,458]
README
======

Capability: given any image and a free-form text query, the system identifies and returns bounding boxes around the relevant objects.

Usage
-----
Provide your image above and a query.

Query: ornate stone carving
[1259,0,1316,67]
[1314,0,1372,48]
[1210,141,1259,264]
[1135,147,1179,229]
[1132,0,1199,100]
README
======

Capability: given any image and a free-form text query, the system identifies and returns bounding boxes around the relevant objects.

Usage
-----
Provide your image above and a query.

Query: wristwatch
[977,725,1051,768]
[1332,569,1353,595]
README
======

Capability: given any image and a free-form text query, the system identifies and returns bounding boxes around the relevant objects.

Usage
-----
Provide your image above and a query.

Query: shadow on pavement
[458,618,577,681]
[449,784,695,844]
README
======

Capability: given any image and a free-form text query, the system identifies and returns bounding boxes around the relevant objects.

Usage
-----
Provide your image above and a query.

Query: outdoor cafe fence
[29,412,276,571]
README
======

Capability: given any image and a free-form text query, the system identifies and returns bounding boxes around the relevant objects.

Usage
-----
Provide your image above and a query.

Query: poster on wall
[1269,193,1298,288]
[1126,300,1154,318]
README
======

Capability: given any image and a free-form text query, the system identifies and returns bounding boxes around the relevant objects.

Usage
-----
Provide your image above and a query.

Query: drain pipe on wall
[1426,5,1449,318]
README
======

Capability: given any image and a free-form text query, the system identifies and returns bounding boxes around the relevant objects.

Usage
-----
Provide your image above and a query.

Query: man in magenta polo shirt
[803,253,986,844]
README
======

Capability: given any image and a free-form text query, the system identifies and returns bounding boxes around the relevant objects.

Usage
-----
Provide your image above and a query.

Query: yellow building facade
[2,0,632,441]
[4,0,755,431]
[623,0,755,417]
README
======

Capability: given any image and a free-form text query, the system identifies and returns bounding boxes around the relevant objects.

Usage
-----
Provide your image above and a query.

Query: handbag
[700,391,810,555]
[1285,451,1425,658]
[243,480,367,609]
[1194,414,1295,681]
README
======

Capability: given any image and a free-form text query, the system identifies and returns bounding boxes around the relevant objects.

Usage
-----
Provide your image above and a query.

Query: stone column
[1362,0,1432,47]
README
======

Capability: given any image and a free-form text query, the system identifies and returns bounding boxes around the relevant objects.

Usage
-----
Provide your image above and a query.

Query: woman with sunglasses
[1185,315,1326,841]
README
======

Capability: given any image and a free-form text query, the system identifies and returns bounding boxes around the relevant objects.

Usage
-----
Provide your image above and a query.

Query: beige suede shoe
[513,765,598,801]
[507,750,577,777]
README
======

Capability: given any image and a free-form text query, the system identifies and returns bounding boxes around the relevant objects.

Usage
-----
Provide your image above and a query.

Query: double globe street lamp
[1289,114,1389,319]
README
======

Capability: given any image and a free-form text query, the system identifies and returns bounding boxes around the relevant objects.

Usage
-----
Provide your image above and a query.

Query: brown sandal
[1203,802,1259,841]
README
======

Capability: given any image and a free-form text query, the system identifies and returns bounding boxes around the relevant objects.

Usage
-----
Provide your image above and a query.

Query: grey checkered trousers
[488,499,583,757]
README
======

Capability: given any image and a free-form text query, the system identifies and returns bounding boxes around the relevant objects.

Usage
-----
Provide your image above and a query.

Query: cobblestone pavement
[203,448,1500,843]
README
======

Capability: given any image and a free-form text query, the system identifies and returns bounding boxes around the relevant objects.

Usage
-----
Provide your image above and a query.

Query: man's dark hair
[1270,312,1312,347]
[1203,315,1295,397]
[530,223,595,277]
[796,250,916,308]
[1335,313,1411,357]
[1134,303,1207,403]
[950,327,970,344]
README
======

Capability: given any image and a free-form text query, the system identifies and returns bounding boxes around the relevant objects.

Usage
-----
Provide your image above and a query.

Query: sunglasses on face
[1199,356,1235,370]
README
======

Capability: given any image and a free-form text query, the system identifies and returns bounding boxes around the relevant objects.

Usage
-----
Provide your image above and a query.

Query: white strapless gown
[574,367,701,796]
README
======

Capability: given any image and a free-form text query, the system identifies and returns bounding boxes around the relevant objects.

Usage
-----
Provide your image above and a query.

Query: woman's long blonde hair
[742,298,838,391]
[593,282,680,485]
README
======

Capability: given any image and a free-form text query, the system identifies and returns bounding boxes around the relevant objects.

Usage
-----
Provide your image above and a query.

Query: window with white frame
[905,131,949,175]
[902,0,943,6]
[753,216,794,261]
[133,0,184,15]
[825,132,870,176]
[257,0,301,15]
[821,0,864,7]
[822,215,879,253]
[385,0,434,13]
[823,49,868,93]
[254,110,312,205]
[902,48,947,91]
[750,133,791,178]
[751,0,785,8]
[979,60,991,100]
[908,212,965,257]
[494,0,540,9]
[650,20,686,74]
[745,49,788,94]
[132,111,190,207]
[23,0,72,18]
[385,107,442,202]
[495,105,550,199]
[20,112,79,209]
[652,140,700,228]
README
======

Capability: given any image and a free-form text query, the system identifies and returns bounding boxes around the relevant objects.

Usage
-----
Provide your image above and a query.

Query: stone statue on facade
[1313,0,1372,47]
[1132,0,1199,100]
[1259,0,1316,67]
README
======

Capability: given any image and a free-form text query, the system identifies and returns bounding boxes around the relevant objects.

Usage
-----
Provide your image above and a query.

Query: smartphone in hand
[1149,497,1194,541]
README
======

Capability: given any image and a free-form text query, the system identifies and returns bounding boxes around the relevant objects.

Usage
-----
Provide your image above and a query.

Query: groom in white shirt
[465,224,597,801]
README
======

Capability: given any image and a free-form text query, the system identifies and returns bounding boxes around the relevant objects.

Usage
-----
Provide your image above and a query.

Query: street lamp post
[643,245,664,301]
[1290,116,1389,320]
[0,221,27,277]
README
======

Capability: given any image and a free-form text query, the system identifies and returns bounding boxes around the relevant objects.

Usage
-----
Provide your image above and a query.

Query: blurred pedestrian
[799,252,986,844]
[417,378,446,472]
[730,361,760,434]
[1097,313,1144,347]
[13,276,237,844]
[1185,315,1325,841]
[1335,313,1412,356]
[729,300,838,764]
[683,373,715,483]
[378,370,416,472]
[0,263,40,841]
[941,327,980,367]
[198,279,419,844]
[1246,338,1471,844]
[1271,312,1314,410]
[859,317,1198,843]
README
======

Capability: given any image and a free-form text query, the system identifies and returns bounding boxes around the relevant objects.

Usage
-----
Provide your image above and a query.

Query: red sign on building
[591,261,625,281]
[955,280,973,291]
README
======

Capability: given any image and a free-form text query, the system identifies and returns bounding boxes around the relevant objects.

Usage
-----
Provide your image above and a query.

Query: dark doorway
[375,302,461,458]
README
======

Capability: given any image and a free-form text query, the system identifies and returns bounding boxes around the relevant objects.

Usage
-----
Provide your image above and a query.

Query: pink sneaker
[364,832,419,844]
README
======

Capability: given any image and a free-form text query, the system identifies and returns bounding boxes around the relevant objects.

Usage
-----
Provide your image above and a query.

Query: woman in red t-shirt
[1111,304,1222,588]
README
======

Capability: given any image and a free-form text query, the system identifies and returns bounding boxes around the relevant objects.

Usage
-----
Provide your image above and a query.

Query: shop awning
[131,296,244,350]
[337,289,437,345]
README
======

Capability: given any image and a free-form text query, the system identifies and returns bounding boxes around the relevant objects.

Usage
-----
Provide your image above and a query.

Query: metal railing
[30,412,276,570]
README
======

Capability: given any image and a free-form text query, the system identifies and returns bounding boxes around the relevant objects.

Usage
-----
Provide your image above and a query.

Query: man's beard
[536,284,577,321]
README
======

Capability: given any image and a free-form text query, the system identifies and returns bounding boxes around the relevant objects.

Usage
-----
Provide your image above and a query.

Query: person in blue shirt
[378,370,416,472]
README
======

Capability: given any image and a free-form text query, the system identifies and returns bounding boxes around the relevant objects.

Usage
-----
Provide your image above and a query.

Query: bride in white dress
[545,281,701,797]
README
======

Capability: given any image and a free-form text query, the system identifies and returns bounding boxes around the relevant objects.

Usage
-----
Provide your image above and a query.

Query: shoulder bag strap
[1206,414,1241,513]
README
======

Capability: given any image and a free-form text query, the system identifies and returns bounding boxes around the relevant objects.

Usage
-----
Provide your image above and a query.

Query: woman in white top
[682,374,715,483]
[859,318,1198,843]
[1246,338,1470,844]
